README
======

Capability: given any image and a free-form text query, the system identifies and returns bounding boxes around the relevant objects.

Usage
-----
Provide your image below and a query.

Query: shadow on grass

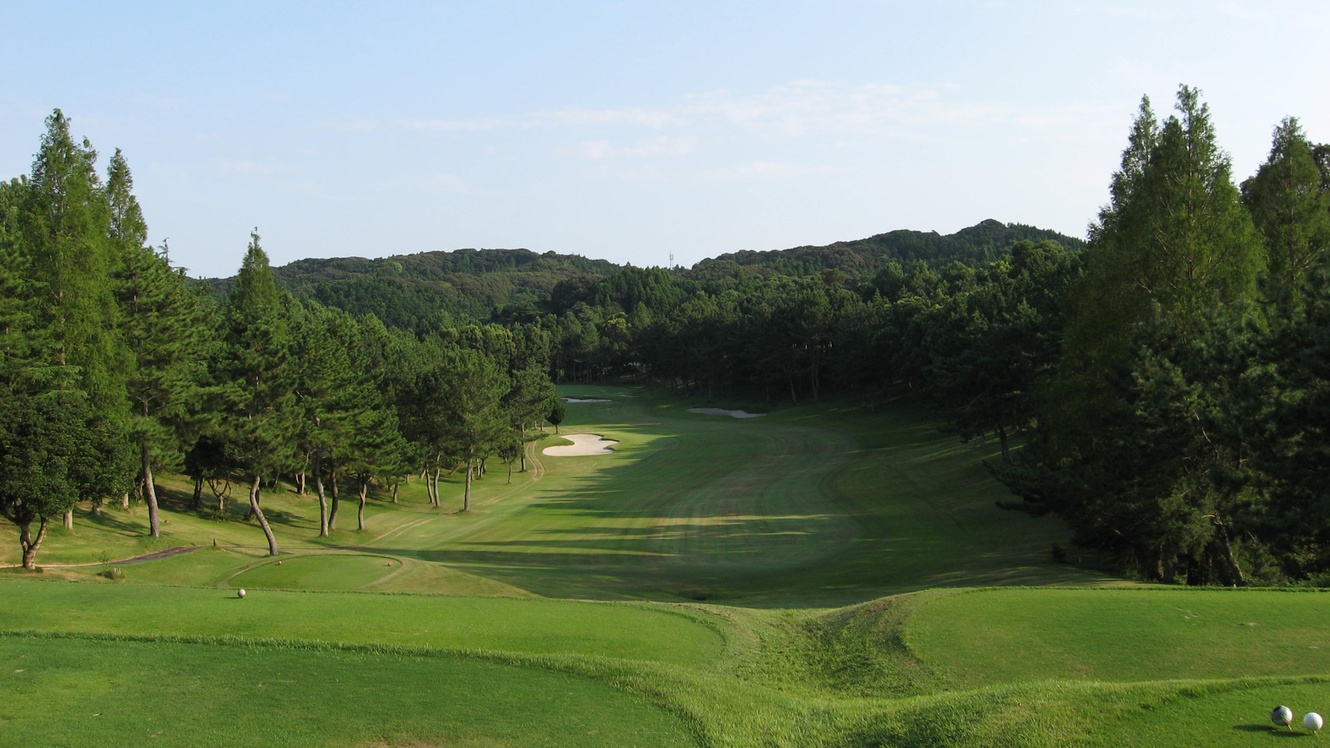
[352,414,1021,606]
[343,393,1098,606]
[1231,724,1306,737]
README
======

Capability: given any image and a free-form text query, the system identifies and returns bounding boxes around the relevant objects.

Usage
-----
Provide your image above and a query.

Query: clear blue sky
[3,1,1327,278]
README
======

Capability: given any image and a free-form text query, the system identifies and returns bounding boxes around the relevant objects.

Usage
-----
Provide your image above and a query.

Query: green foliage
[691,219,1084,280]
[0,110,139,566]
[213,231,298,554]
[111,148,210,537]
[0,388,93,567]
[256,247,619,331]
[1004,87,1289,583]
[1242,116,1330,310]
[546,398,566,432]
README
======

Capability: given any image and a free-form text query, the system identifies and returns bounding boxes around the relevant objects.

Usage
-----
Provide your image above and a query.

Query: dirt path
[21,545,204,569]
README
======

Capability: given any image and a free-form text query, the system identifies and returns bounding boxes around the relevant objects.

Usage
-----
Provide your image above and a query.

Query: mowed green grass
[0,579,725,666]
[906,588,1330,688]
[366,384,1108,605]
[8,384,1330,745]
[0,635,697,747]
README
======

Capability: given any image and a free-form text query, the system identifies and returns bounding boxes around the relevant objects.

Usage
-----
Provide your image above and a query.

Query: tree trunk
[192,477,203,510]
[249,474,278,556]
[391,483,399,504]
[432,465,442,507]
[1213,520,1246,587]
[328,465,340,531]
[313,452,329,537]
[357,479,368,531]
[296,471,306,495]
[63,510,73,531]
[463,460,473,512]
[20,517,48,570]
[142,442,161,538]
[122,491,130,510]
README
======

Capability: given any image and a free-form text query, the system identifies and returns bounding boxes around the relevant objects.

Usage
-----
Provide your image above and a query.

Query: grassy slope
[4,384,1327,745]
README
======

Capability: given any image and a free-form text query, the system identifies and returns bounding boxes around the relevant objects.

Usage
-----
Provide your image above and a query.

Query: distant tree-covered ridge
[205,248,619,329]
[203,220,1084,329]
[691,219,1084,279]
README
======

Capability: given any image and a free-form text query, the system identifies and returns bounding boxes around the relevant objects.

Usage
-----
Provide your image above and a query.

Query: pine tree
[1006,87,1266,582]
[439,348,508,512]
[12,110,134,529]
[1242,117,1330,311]
[215,231,297,555]
[109,150,209,537]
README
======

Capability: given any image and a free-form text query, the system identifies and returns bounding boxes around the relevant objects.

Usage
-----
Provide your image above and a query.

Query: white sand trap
[563,397,611,403]
[543,433,619,456]
[688,407,767,419]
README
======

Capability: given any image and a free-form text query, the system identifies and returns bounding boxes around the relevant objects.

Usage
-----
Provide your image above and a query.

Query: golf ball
[237,588,247,599]
[1272,706,1293,726]
[1305,712,1323,731]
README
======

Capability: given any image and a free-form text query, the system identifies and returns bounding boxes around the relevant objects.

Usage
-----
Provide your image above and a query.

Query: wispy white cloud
[425,172,468,191]
[559,136,697,160]
[347,79,1085,146]
[704,160,797,180]
[377,172,471,193]
[218,158,287,175]
[1216,0,1271,20]
[539,107,686,129]
[399,117,507,132]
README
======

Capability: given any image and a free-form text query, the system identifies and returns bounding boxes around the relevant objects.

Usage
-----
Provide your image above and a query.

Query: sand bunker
[543,433,619,456]
[563,397,611,403]
[688,407,767,419]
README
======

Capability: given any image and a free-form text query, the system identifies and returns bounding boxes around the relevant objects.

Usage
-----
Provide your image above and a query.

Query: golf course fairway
[3,384,1329,746]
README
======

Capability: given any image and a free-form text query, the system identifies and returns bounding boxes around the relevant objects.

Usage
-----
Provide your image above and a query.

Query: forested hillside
[690,219,1084,279]
[206,248,618,329]
[233,219,1083,327]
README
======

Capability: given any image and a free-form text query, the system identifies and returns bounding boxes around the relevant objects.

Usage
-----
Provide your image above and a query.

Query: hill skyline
[210,218,1083,281]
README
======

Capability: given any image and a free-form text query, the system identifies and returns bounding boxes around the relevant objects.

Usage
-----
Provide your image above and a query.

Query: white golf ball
[237,588,247,599]
[1272,706,1293,726]
[1305,712,1323,731]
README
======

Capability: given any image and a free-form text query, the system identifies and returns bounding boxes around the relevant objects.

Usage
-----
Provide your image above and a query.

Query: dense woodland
[3,84,1329,585]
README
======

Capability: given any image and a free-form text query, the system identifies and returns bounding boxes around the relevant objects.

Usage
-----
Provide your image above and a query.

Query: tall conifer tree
[109,150,209,538]
[216,231,296,555]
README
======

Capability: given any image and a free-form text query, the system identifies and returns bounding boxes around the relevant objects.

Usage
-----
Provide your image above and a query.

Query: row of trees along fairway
[1001,86,1330,585]
[1,110,558,568]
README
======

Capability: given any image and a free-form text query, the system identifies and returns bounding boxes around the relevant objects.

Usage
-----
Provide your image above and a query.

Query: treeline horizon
[4,83,1329,587]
